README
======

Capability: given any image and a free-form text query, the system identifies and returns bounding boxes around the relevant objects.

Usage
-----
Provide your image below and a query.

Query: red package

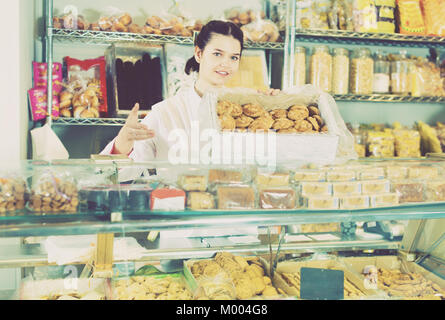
[64,56,108,115]
[28,88,60,121]
[32,62,63,93]
[150,188,186,211]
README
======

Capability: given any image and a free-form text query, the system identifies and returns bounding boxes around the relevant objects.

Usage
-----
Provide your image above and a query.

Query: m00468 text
[220,304,268,315]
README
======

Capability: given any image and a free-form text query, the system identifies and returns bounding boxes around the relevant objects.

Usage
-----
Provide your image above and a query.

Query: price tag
[300,267,344,300]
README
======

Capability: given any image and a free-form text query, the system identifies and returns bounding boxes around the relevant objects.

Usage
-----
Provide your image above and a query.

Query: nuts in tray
[376,268,445,299]
[280,271,365,299]
[114,276,193,300]
[190,252,282,300]
[216,100,328,133]
[29,175,78,214]
[0,177,26,214]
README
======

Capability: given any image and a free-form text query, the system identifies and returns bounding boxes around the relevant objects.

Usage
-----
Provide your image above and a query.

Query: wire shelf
[333,94,445,103]
[52,117,126,126]
[51,28,285,50]
[293,28,445,48]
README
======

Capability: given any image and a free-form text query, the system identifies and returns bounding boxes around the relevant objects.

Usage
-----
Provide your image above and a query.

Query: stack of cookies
[217,100,328,133]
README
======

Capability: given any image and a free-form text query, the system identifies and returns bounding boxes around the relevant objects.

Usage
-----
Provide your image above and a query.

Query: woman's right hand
[114,103,155,155]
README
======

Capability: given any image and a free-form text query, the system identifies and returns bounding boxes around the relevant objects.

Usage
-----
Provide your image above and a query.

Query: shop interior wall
[0,0,34,297]
[32,0,445,158]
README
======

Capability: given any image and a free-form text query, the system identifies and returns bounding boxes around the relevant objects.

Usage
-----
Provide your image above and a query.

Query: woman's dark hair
[185,20,244,75]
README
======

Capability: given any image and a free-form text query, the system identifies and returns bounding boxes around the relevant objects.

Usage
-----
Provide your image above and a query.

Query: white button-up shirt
[101,85,202,161]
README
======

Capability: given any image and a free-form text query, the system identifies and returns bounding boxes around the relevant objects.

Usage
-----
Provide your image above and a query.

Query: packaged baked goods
[310,45,332,93]
[393,129,421,157]
[28,171,79,214]
[259,188,297,209]
[385,165,408,180]
[216,186,256,210]
[241,19,280,42]
[350,48,374,94]
[97,7,133,33]
[375,0,396,33]
[420,0,445,36]
[32,62,63,93]
[299,181,333,196]
[352,0,378,32]
[396,0,425,35]
[303,196,339,209]
[332,48,349,94]
[0,175,27,215]
[326,170,356,182]
[391,181,424,203]
[208,168,254,185]
[187,192,215,210]
[332,181,362,196]
[150,188,185,211]
[366,130,395,157]
[409,58,445,97]
[424,180,445,202]
[356,166,385,180]
[361,179,390,194]
[225,7,265,27]
[340,195,370,209]
[294,47,307,88]
[64,56,108,117]
[178,175,207,192]
[417,121,442,154]
[311,0,332,29]
[113,275,193,300]
[295,0,315,29]
[28,88,60,121]
[256,172,290,187]
[407,165,439,179]
[291,170,326,182]
[370,192,399,207]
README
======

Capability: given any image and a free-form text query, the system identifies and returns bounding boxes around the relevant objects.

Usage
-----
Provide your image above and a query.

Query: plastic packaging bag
[396,0,425,35]
[295,0,315,29]
[366,130,395,157]
[64,56,108,117]
[98,6,132,32]
[393,129,421,157]
[352,0,378,32]
[330,0,354,30]
[28,88,60,121]
[270,0,287,32]
[32,62,63,93]
[0,174,27,215]
[241,19,280,42]
[375,0,396,33]
[225,6,265,27]
[421,0,445,36]
[312,0,332,29]
[28,169,78,214]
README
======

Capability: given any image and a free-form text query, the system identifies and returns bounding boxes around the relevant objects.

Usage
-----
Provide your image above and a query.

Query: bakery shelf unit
[333,94,445,104]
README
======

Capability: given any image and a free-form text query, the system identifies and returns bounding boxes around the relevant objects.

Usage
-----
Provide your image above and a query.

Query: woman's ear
[194,46,202,64]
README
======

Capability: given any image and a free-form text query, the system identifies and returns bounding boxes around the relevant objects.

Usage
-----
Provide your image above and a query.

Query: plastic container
[361,180,390,195]
[291,170,326,182]
[350,48,374,94]
[339,195,370,209]
[299,182,333,196]
[332,48,349,94]
[390,60,410,95]
[294,46,306,87]
[310,45,332,93]
[391,181,424,203]
[216,185,256,210]
[303,196,339,210]
[187,192,215,210]
[0,176,26,215]
[373,52,390,93]
[259,188,298,209]
[370,193,399,207]
[332,181,362,196]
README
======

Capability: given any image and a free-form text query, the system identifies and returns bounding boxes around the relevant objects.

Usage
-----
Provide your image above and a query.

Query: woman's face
[195,33,241,87]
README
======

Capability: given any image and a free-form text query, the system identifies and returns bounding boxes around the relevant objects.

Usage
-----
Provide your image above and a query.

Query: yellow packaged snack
[421,0,445,36]
[396,0,425,35]
[366,130,395,157]
[393,129,421,158]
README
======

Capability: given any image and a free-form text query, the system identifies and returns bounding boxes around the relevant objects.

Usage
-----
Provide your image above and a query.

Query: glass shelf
[1,202,445,237]
[0,236,399,269]
[293,28,445,48]
[333,94,445,103]
[51,28,285,50]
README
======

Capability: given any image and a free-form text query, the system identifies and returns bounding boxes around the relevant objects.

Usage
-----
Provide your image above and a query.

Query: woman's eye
[213,52,221,57]
[231,56,239,61]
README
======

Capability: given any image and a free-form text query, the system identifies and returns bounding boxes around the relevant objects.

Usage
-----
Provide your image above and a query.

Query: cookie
[243,103,265,118]
[307,116,320,131]
[217,101,234,116]
[248,116,273,132]
[269,109,288,119]
[313,115,324,126]
[294,120,313,132]
[287,106,309,121]
[230,103,243,117]
[235,114,254,128]
[272,118,294,130]
[219,113,236,130]
[308,106,320,116]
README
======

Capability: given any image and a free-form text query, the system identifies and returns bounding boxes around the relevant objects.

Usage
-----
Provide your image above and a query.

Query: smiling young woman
[101,20,279,161]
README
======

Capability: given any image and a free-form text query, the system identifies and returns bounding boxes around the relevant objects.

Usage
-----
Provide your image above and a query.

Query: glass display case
[1,159,444,300]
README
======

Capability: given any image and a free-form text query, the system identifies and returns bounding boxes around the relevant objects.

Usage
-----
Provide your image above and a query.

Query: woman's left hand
[258,88,281,96]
